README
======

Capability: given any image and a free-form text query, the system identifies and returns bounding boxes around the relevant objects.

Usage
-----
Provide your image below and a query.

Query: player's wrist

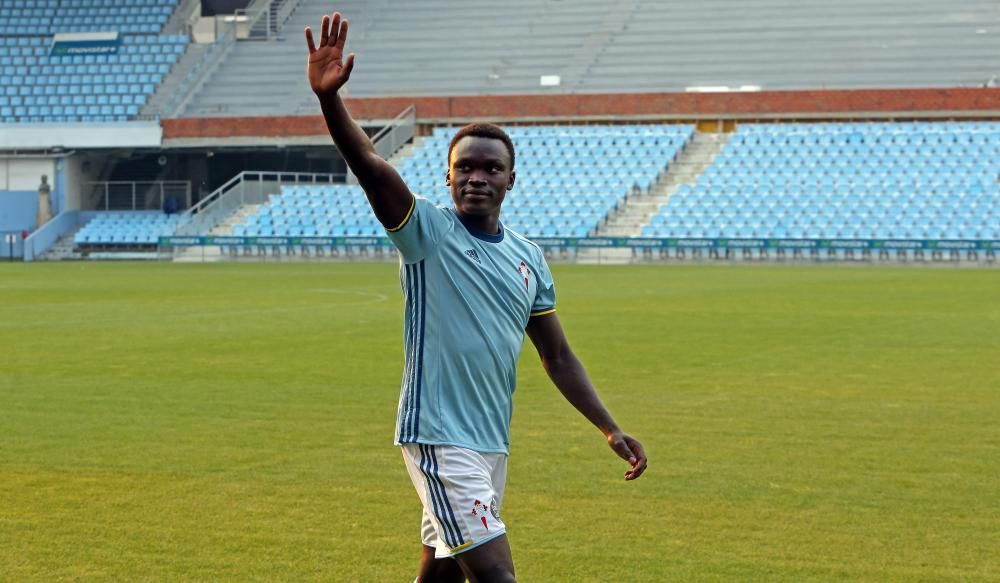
[601,425,623,439]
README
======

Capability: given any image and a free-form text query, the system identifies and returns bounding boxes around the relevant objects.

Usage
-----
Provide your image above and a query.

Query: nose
[467,172,487,186]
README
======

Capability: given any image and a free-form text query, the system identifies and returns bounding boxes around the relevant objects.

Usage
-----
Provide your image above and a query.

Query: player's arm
[305,11,412,229]
[525,313,648,481]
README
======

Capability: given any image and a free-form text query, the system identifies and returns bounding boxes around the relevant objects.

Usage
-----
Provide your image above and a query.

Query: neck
[456,211,500,235]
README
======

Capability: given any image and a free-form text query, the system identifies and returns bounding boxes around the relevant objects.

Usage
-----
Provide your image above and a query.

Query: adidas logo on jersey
[464,249,481,264]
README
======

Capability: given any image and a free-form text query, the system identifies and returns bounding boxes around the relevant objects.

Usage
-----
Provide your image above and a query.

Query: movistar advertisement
[49,32,120,56]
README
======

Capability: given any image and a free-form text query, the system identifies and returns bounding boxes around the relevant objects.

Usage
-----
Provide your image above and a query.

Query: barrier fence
[157,235,997,264]
[159,235,997,252]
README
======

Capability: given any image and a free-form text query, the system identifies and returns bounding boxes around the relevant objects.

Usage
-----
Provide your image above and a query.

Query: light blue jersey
[385,197,556,454]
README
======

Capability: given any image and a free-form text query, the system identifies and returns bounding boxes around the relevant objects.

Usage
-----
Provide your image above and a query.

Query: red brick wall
[162,88,1000,140]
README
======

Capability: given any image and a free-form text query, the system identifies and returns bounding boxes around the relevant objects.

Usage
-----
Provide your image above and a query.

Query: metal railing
[372,105,417,161]
[158,0,285,117]
[86,181,192,211]
[238,0,279,40]
[160,19,239,118]
[276,0,303,32]
[164,0,201,36]
[175,171,343,236]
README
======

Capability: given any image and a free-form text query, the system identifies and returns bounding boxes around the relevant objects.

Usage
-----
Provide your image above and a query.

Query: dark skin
[446,136,514,235]
[307,11,647,582]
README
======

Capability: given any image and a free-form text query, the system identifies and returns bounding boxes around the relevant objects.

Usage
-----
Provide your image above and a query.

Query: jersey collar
[454,210,505,243]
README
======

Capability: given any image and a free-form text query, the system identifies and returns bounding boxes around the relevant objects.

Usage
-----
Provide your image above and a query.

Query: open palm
[305,12,355,96]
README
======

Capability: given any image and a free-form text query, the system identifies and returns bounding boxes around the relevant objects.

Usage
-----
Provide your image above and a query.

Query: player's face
[447,136,515,219]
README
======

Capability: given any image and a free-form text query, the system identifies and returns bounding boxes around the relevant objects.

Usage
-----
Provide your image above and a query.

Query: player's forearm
[544,352,621,437]
[317,91,412,227]
[317,92,383,183]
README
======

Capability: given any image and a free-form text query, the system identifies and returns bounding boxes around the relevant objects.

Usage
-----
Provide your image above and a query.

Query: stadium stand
[0,0,175,35]
[0,0,186,123]
[579,0,1000,92]
[230,124,693,241]
[179,0,1000,117]
[73,210,189,247]
[644,122,1000,241]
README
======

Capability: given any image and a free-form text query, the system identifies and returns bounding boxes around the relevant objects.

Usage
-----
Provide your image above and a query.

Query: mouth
[462,191,491,200]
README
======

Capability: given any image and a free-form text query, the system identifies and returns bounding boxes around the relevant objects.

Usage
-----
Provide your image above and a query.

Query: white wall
[60,153,111,211]
[0,122,162,149]
[61,156,85,211]
[0,158,55,191]
[191,16,217,43]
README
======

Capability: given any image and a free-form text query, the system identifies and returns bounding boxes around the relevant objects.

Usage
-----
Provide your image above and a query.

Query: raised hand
[305,11,355,96]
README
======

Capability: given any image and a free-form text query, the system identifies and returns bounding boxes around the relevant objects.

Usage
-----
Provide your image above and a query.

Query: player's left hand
[607,431,647,480]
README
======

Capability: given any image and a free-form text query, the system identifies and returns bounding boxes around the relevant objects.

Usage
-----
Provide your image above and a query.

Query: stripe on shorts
[419,444,464,548]
[427,445,464,547]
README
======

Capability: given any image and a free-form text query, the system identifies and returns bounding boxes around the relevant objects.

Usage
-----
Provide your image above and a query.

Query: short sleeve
[385,196,453,263]
[530,251,556,316]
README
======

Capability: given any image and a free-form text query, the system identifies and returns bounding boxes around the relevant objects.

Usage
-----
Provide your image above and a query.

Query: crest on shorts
[489,496,500,521]
[472,499,492,530]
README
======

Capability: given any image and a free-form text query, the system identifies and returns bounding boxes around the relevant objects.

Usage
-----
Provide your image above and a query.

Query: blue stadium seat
[646,122,1000,242]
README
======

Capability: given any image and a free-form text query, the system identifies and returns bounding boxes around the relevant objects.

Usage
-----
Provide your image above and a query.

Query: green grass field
[1,262,998,581]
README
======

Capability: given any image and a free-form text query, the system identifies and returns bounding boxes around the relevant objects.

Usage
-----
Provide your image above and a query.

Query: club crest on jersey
[464,249,481,264]
[516,261,531,291]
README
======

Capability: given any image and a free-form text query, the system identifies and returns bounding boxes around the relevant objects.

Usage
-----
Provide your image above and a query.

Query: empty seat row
[0,94,147,106]
[0,24,166,34]
[75,211,188,246]
[230,125,694,240]
[648,122,1000,240]
[1,30,185,122]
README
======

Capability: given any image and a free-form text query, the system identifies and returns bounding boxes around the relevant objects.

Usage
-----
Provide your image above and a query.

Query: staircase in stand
[38,224,87,261]
[173,204,260,262]
[576,131,728,263]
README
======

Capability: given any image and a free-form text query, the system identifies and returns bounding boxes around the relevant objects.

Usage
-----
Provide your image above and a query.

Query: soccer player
[306,11,648,582]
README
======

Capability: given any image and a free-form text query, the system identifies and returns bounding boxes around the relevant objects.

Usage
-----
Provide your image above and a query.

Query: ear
[445,171,451,186]
[507,170,516,191]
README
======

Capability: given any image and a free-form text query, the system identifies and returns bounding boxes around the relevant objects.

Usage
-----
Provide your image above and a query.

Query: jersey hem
[395,438,510,456]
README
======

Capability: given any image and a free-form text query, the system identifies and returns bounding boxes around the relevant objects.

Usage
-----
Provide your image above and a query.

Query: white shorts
[401,444,508,558]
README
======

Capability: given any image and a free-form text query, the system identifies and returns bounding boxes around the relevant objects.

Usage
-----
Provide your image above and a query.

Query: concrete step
[213,204,261,234]
[39,224,86,261]
[598,225,644,237]
[143,43,210,117]
[388,137,423,167]
[174,204,259,260]
[596,131,729,237]
[574,247,634,264]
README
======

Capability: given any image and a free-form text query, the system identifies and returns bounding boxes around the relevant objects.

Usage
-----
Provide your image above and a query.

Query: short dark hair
[447,123,516,169]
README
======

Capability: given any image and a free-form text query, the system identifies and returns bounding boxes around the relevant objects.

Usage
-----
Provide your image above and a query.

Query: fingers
[304,27,316,52]
[609,437,636,465]
[319,14,330,46]
[312,12,346,52]
[329,12,341,47]
[335,17,349,49]
[624,437,648,481]
[343,53,356,79]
